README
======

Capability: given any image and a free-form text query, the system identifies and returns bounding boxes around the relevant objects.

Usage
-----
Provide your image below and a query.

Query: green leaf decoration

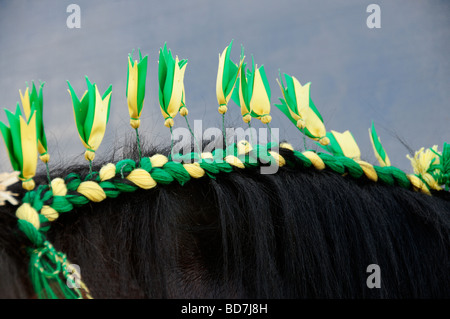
[0,109,20,172]
[369,121,390,167]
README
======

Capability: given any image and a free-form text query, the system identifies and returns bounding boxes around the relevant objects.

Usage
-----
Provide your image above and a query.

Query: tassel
[27,239,92,299]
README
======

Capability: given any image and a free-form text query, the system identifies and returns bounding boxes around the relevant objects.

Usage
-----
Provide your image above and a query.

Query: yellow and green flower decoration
[431,143,450,191]
[0,104,38,190]
[19,81,49,164]
[0,81,51,189]
[407,144,450,191]
[232,56,272,125]
[126,49,148,130]
[216,40,244,144]
[369,121,391,167]
[158,43,187,129]
[216,40,244,115]
[67,76,112,167]
[276,72,329,146]
[320,130,361,160]
[367,121,450,191]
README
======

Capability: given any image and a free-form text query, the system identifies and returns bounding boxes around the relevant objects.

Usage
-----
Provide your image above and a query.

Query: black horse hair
[0,139,449,299]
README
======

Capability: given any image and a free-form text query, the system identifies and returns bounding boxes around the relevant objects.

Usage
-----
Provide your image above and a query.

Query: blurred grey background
[0,0,449,174]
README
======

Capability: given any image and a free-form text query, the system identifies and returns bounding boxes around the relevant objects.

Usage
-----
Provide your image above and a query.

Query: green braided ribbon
[17,220,83,299]
[17,140,450,299]
[20,142,428,230]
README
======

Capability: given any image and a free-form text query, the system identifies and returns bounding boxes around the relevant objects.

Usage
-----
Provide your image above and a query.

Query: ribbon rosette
[67,76,112,162]
[0,104,38,190]
[232,56,272,124]
[276,73,329,145]
[158,43,187,128]
[126,49,148,129]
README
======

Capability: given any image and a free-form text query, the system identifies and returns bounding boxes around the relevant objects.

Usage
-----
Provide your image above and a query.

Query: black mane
[1,143,449,298]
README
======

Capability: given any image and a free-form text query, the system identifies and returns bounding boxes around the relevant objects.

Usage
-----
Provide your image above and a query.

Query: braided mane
[16,140,435,254]
[1,140,449,298]
[21,140,434,226]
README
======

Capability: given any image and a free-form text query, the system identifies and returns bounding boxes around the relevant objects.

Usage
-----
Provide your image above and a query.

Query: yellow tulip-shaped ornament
[158,43,187,157]
[19,81,51,182]
[232,56,273,141]
[126,49,148,160]
[67,76,112,172]
[276,72,329,149]
[216,40,244,144]
[0,104,38,190]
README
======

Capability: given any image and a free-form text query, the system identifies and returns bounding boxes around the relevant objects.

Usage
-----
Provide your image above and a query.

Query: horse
[1,136,449,299]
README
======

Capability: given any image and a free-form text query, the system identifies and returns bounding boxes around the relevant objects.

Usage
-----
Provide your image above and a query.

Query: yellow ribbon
[160,57,187,128]
[250,68,271,123]
[19,112,38,190]
[127,59,141,129]
[330,130,361,160]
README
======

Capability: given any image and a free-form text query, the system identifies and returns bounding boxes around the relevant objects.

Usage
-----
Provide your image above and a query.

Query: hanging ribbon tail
[28,240,92,299]
[369,121,391,167]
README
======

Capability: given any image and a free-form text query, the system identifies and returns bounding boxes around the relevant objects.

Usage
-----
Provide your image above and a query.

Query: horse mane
[1,140,449,299]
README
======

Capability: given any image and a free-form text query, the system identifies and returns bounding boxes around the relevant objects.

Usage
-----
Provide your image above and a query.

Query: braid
[8,139,440,299]
[1,43,448,299]
[17,141,434,239]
